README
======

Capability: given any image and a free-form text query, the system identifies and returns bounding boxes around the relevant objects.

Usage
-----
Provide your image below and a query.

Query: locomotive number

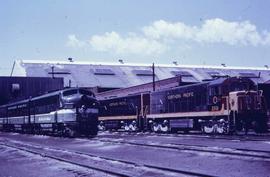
[211,106,219,111]
[212,96,218,104]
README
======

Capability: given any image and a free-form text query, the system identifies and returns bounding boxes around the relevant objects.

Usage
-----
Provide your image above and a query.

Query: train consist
[99,77,268,134]
[0,88,99,137]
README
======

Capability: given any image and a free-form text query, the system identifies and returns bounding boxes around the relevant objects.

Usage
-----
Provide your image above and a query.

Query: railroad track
[0,140,215,177]
[92,137,270,161]
[0,142,126,177]
[100,131,270,142]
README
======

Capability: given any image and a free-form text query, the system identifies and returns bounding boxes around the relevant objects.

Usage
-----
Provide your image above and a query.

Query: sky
[1,0,270,75]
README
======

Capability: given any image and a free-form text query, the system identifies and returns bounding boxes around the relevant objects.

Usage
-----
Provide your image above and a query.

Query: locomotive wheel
[98,125,106,131]
[152,123,160,132]
[161,125,169,133]
[124,125,129,131]
[63,127,77,138]
[216,126,225,134]
[202,125,214,134]
[129,123,137,131]
[68,130,77,138]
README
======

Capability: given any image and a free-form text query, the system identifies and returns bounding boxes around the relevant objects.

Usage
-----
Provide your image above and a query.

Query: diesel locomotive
[99,77,268,134]
[0,88,99,137]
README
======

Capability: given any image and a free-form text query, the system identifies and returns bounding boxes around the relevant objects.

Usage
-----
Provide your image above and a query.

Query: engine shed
[11,60,270,95]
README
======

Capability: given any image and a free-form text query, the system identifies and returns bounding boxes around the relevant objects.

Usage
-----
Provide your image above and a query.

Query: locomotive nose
[81,95,87,101]
[81,95,95,102]
[80,95,98,106]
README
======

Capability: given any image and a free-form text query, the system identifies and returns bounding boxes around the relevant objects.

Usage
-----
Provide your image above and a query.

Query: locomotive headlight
[219,119,225,123]
[163,120,168,125]
[79,105,86,114]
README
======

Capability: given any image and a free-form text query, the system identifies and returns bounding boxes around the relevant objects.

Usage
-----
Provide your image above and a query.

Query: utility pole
[152,63,155,91]
[51,66,55,79]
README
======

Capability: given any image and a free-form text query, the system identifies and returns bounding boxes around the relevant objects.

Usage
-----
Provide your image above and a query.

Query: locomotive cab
[201,77,268,134]
[229,90,263,112]
[229,90,268,133]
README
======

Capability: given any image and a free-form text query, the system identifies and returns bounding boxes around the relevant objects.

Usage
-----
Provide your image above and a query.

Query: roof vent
[68,58,73,62]
[172,61,178,65]
[118,59,124,64]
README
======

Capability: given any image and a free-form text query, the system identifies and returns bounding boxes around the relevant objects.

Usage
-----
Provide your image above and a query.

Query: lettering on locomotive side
[167,92,194,100]
[109,101,127,107]
[167,94,182,100]
[183,92,194,98]
[8,106,17,110]
[38,117,52,122]
[17,104,27,108]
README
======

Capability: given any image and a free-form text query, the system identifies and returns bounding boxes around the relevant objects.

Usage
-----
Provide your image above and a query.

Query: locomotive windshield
[62,89,94,97]
[79,89,94,96]
[222,82,254,95]
[63,89,78,96]
[229,82,251,92]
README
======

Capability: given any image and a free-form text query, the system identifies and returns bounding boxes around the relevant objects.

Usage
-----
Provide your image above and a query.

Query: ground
[0,132,270,177]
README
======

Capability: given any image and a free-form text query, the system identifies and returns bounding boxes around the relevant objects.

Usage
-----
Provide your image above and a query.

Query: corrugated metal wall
[0,77,63,105]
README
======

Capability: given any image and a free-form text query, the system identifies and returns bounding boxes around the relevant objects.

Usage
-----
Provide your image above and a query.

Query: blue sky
[1,0,270,75]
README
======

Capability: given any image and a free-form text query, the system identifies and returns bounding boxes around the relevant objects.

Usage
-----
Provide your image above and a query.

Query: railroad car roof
[1,88,95,107]
[151,81,210,94]
[208,77,255,86]
[100,92,143,101]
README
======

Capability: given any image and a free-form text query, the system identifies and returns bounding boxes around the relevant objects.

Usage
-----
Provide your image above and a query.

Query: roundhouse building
[11,60,270,93]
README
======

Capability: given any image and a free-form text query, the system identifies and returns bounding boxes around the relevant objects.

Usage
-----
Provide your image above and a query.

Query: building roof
[265,80,270,84]
[12,59,270,89]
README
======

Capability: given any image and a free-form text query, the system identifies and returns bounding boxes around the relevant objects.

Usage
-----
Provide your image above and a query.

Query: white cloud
[67,18,270,56]
[263,31,270,45]
[66,34,86,48]
[89,31,167,55]
[142,20,197,40]
[143,19,266,46]
[196,18,262,46]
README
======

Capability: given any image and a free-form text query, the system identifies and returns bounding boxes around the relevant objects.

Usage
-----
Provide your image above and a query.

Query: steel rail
[0,141,216,177]
[93,138,270,160]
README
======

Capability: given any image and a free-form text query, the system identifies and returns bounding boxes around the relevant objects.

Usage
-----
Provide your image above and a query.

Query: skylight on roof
[238,72,258,78]
[207,71,220,76]
[133,69,153,76]
[207,71,228,78]
[47,69,71,75]
[94,69,115,75]
[171,71,193,77]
